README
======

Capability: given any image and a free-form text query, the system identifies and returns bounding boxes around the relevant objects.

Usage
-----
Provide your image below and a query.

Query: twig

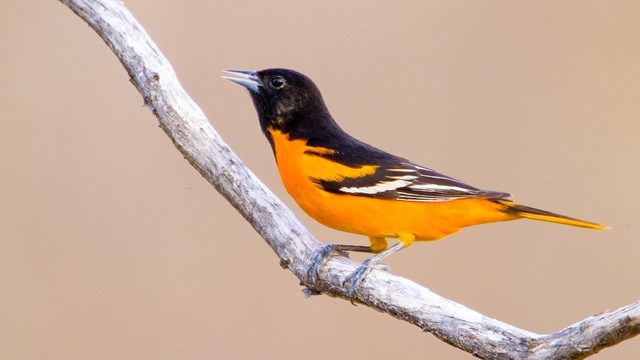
[58,0,640,358]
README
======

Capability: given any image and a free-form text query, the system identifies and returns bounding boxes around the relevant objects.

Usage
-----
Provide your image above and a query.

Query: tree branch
[58,0,639,358]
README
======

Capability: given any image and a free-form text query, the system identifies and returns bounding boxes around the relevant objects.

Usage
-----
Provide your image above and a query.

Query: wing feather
[305,130,509,202]
[316,161,510,202]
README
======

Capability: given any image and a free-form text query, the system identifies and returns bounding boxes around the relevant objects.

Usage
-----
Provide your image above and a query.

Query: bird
[222,68,607,300]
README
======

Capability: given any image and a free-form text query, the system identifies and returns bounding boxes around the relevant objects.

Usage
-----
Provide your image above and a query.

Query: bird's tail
[498,200,609,230]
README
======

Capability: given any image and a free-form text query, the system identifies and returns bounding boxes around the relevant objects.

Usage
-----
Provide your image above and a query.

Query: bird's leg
[343,242,406,302]
[307,244,372,284]
[344,233,415,304]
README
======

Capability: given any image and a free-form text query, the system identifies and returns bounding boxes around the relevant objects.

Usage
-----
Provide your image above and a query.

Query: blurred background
[1,1,639,359]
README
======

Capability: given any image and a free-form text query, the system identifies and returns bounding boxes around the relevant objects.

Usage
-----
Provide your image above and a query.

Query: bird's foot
[306,244,372,284]
[306,244,349,284]
[343,258,390,304]
[341,242,406,304]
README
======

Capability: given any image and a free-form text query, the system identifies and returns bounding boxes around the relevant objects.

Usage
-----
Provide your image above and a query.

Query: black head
[223,68,339,145]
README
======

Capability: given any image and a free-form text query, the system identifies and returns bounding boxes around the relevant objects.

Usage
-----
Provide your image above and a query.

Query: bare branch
[58,0,640,358]
[530,301,640,360]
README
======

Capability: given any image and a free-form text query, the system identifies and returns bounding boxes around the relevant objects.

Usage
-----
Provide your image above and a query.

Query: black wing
[317,160,509,202]
[307,128,510,202]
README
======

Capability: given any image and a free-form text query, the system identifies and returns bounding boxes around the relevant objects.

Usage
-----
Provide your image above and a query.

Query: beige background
[2,1,639,359]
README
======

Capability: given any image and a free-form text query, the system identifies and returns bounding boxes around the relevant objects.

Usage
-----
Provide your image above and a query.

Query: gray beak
[222,70,261,93]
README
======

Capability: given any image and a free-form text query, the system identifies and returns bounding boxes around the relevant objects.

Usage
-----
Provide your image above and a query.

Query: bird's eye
[270,76,286,89]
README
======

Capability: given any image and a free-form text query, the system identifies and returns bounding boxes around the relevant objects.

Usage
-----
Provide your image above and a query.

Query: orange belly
[287,182,514,241]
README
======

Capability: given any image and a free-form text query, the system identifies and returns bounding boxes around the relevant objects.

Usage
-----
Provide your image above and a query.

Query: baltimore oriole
[223,68,607,298]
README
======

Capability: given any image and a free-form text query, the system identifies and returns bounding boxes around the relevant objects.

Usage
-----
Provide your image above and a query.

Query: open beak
[221,70,262,93]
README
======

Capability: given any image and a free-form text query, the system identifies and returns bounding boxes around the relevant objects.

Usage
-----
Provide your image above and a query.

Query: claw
[343,263,370,303]
[307,244,349,283]
[343,258,391,305]
[341,242,407,304]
